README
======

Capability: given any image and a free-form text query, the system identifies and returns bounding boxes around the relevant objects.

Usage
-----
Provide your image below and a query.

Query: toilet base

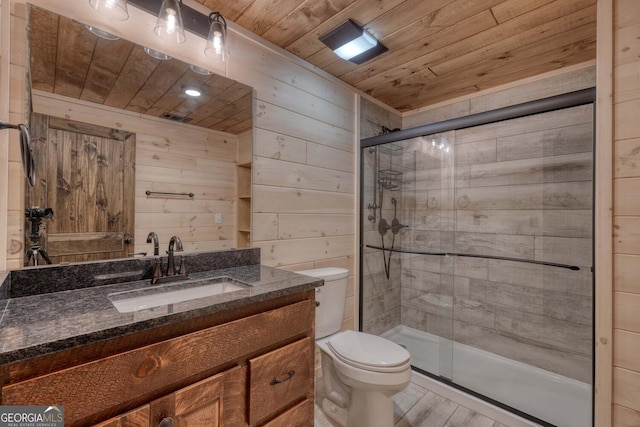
[322,397,348,427]
[346,388,395,427]
[321,387,399,427]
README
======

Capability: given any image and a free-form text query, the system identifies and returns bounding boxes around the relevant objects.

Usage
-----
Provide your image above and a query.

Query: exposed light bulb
[165,8,177,34]
[154,0,185,43]
[212,31,223,56]
[205,12,228,62]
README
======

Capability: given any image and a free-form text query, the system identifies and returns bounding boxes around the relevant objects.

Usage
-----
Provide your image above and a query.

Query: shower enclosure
[360,89,595,427]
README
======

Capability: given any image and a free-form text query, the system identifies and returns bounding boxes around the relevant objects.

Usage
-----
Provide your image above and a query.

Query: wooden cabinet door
[248,338,313,425]
[93,405,150,427]
[26,114,135,264]
[150,365,246,427]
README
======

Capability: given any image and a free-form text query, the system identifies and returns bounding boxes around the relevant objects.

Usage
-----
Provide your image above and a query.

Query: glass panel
[361,132,456,378]
[450,104,593,427]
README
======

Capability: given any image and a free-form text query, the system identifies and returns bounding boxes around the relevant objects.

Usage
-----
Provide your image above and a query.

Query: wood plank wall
[611,0,640,424]
[32,91,239,255]
[0,0,8,270]
[1,0,27,270]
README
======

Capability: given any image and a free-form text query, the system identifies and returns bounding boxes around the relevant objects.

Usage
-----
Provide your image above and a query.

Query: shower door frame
[358,87,597,426]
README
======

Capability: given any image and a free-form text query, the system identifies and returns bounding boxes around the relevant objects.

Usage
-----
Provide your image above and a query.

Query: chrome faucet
[166,236,184,276]
[146,232,159,256]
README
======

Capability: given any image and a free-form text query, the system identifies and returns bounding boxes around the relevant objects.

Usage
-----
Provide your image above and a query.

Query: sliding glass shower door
[360,97,594,427]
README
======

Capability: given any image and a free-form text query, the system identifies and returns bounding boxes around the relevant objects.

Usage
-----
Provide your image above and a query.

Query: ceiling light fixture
[204,12,228,62]
[189,64,213,75]
[96,0,231,62]
[319,19,387,64]
[183,85,203,97]
[144,46,172,60]
[154,0,185,44]
[89,0,129,21]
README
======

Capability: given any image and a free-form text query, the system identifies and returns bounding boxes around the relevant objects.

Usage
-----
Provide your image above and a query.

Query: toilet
[297,267,411,427]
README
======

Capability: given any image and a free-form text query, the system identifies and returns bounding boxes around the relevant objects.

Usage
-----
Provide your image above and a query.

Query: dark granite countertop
[0,252,322,366]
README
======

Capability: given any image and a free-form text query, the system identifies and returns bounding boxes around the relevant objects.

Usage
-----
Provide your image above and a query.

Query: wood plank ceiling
[29,0,597,132]
[194,0,597,111]
[28,6,254,135]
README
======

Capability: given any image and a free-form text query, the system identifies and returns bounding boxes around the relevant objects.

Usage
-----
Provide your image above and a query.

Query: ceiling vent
[161,112,192,123]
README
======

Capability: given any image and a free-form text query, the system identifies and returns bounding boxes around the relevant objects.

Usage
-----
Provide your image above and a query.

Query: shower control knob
[391,218,408,234]
[378,218,391,235]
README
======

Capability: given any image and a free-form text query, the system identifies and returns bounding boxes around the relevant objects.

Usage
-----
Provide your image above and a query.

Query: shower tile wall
[362,146,403,335]
[360,97,403,335]
[401,104,593,382]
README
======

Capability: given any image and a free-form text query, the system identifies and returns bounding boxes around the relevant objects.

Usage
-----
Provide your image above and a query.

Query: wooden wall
[611,0,640,424]
[0,0,27,270]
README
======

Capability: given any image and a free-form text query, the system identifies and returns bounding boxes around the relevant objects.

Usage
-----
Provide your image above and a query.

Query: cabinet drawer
[248,337,313,425]
[2,299,313,426]
[262,399,313,427]
[92,405,150,427]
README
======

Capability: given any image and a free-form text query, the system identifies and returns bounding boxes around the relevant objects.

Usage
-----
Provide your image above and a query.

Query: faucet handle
[166,250,175,276]
[151,258,162,284]
[178,256,187,275]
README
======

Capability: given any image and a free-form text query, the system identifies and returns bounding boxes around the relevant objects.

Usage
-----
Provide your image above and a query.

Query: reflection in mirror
[24,4,254,268]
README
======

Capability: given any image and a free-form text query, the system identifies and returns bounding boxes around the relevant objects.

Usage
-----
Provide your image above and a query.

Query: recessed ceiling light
[183,86,203,97]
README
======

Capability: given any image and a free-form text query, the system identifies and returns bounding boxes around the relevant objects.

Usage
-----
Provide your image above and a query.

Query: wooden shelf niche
[236,131,252,248]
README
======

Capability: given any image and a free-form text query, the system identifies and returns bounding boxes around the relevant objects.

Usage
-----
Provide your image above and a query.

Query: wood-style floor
[314,378,511,427]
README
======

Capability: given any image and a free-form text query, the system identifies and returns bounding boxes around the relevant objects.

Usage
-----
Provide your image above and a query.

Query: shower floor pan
[382,325,591,427]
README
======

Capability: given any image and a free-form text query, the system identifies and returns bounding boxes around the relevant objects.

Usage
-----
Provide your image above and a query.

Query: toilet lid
[327,330,410,372]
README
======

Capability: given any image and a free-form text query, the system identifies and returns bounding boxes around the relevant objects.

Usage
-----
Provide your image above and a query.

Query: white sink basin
[108,276,250,313]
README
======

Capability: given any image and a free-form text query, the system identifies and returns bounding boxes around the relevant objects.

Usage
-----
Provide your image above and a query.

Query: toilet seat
[328,330,410,373]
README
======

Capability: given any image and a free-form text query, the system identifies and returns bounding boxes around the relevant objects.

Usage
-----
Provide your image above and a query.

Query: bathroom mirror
[24,4,254,267]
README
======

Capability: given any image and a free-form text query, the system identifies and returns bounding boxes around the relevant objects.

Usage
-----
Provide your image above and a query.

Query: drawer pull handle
[270,370,296,385]
[159,417,174,427]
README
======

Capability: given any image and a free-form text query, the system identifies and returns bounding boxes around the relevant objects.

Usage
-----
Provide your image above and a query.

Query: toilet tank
[296,267,349,339]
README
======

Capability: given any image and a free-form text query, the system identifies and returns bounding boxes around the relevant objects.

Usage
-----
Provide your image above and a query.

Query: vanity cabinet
[95,365,245,427]
[0,291,315,426]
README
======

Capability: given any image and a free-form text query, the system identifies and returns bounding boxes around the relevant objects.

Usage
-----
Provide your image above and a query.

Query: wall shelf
[236,134,252,248]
